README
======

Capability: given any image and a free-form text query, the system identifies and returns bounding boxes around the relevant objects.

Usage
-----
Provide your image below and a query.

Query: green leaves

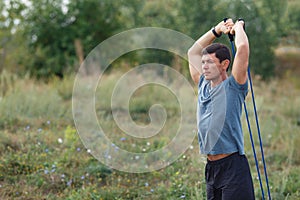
[0,0,299,79]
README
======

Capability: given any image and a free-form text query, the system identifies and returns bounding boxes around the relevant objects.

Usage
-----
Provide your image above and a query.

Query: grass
[0,70,300,199]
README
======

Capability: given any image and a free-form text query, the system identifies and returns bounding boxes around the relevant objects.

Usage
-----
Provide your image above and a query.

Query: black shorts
[205,152,255,200]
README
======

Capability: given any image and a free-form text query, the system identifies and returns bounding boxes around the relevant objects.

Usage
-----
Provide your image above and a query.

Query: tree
[19,0,127,78]
[284,1,300,45]
[178,0,286,79]
[1,0,294,79]
[0,0,27,74]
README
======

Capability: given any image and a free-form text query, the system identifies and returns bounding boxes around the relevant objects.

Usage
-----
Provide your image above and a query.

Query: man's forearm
[187,23,224,84]
[234,22,249,53]
[187,29,216,84]
[230,20,249,84]
[188,25,222,55]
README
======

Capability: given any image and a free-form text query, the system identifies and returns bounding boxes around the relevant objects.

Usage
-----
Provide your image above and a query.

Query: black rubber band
[212,27,222,38]
[228,33,234,42]
[238,18,245,23]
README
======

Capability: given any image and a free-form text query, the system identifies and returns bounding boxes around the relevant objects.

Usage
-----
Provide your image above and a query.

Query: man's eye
[202,60,214,64]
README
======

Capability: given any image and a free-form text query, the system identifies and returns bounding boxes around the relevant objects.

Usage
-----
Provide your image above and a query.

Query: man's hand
[215,18,234,35]
[230,20,245,35]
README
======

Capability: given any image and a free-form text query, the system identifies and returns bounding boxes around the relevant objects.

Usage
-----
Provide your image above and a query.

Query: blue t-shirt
[197,75,248,155]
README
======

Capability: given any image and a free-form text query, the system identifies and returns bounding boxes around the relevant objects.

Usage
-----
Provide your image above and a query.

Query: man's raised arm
[230,20,249,84]
[187,20,232,84]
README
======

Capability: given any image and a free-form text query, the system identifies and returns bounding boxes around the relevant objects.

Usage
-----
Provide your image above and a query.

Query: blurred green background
[0,0,300,199]
[1,0,299,79]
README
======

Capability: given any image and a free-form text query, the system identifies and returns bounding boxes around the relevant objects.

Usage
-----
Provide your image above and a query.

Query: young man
[187,19,255,200]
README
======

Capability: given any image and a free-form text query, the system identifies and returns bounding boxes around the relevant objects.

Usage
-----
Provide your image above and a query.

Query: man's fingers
[218,18,237,35]
[221,26,232,34]
[230,27,235,35]
[225,18,234,24]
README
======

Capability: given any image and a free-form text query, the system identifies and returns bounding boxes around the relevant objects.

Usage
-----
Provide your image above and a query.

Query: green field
[0,71,300,200]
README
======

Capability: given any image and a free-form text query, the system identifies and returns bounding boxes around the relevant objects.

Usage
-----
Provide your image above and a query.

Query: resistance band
[226,18,272,200]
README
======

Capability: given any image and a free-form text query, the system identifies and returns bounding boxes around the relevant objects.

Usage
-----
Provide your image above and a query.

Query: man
[187,19,255,200]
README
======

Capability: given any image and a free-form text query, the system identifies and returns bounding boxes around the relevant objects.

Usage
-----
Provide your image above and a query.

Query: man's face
[201,53,222,81]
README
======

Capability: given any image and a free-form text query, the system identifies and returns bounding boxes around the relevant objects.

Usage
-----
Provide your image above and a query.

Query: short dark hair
[202,43,231,63]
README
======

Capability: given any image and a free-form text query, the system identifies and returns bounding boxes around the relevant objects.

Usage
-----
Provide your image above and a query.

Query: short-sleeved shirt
[197,75,248,155]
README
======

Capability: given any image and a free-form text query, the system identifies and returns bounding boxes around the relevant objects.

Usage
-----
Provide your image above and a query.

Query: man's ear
[222,59,230,70]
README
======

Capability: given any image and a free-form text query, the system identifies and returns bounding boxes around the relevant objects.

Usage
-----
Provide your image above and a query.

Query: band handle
[224,18,246,41]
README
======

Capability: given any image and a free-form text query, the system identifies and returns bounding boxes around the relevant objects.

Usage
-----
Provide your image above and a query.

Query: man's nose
[202,63,209,69]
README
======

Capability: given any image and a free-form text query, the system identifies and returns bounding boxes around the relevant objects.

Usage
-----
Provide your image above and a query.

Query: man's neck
[210,74,228,88]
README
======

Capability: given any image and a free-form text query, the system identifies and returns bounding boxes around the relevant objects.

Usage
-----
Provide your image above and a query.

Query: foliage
[1,0,299,79]
[0,72,72,130]
[0,0,28,74]
[5,0,130,78]
[179,0,287,79]
[281,0,300,45]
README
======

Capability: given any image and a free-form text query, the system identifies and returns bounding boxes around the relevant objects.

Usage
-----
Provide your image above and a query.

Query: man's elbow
[187,45,200,57]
